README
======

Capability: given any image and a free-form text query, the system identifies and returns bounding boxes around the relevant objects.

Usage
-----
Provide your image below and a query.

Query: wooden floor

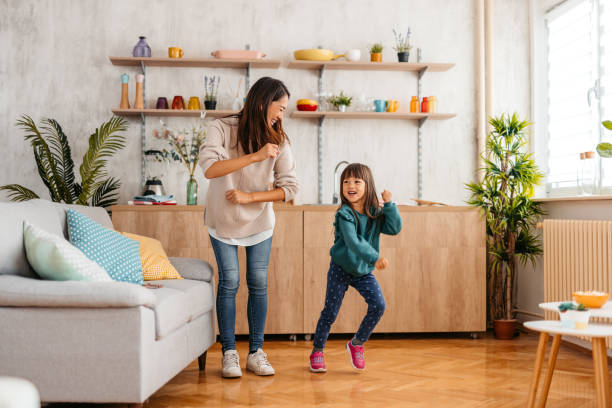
[53,332,604,407]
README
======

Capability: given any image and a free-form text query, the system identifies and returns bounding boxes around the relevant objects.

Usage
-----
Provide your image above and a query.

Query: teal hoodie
[329,202,402,276]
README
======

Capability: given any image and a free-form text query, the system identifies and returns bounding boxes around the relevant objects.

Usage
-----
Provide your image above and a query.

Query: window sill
[534,195,612,203]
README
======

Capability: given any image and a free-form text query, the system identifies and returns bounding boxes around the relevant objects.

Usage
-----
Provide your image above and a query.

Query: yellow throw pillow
[121,232,182,281]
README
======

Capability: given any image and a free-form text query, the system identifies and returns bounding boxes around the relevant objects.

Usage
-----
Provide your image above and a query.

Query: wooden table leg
[592,338,611,408]
[537,334,561,408]
[528,332,550,408]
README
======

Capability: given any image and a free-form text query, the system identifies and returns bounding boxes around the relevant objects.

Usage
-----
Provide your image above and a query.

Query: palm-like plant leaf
[40,119,77,203]
[0,184,40,201]
[16,115,63,201]
[90,177,121,208]
[78,116,127,205]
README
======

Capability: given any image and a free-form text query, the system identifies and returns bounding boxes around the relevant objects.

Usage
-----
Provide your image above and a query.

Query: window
[545,0,610,195]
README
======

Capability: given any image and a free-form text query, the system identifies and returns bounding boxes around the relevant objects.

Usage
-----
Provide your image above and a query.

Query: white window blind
[546,0,599,195]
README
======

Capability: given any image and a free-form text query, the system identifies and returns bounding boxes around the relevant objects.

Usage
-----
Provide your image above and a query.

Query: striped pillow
[121,232,182,281]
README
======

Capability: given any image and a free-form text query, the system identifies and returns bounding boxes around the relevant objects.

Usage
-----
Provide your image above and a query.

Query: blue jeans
[313,262,386,349]
[209,235,273,353]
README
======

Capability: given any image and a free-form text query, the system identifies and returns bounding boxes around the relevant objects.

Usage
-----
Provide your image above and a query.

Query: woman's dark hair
[339,163,382,222]
[234,77,290,154]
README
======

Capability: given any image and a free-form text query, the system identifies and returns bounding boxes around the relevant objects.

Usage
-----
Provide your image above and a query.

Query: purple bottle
[133,36,151,57]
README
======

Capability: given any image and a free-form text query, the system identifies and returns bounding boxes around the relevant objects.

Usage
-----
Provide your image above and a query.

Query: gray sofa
[0,199,216,405]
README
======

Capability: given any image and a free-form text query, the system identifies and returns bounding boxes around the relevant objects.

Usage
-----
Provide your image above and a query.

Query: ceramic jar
[133,36,151,57]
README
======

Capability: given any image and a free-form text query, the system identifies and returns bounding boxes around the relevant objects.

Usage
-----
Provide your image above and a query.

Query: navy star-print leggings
[313,261,386,349]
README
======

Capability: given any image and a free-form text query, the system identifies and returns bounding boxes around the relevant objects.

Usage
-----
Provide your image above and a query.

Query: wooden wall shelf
[290,111,456,120]
[112,108,236,118]
[109,57,281,69]
[287,60,454,72]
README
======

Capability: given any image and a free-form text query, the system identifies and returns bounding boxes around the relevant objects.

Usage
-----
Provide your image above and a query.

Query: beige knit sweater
[199,117,299,238]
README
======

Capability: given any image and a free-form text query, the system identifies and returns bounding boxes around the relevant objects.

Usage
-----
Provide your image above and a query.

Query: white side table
[0,376,39,408]
[524,320,612,408]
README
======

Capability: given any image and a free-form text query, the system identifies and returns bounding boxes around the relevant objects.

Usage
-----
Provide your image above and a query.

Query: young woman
[199,77,299,378]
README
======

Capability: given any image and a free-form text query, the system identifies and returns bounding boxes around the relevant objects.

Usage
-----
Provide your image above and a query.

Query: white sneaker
[246,349,275,376]
[222,350,242,378]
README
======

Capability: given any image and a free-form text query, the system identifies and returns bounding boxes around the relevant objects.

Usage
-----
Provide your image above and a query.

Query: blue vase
[133,36,151,57]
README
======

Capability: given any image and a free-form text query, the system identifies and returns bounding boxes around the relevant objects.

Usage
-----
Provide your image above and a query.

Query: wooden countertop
[112,204,479,213]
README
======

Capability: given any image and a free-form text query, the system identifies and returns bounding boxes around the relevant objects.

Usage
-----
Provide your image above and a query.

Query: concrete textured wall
[0,0,531,205]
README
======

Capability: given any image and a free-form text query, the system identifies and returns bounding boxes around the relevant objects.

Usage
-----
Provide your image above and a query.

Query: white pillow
[23,221,111,282]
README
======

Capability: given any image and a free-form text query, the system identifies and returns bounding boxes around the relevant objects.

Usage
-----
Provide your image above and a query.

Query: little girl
[309,163,402,372]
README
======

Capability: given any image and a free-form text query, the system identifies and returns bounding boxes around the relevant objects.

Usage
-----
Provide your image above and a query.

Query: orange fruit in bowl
[572,291,609,308]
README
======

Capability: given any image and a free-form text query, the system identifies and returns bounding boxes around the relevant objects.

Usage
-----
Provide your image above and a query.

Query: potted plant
[329,91,352,112]
[153,113,207,205]
[392,28,412,62]
[370,43,383,62]
[466,113,545,339]
[204,75,220,110]
[595,120,612,157]
[0,115,127,209]
[558,302,590,329]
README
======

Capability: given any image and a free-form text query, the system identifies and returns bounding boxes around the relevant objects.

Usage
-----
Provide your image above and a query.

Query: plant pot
[493,319,517,339]
[559,310,591,329]
[338,104,347,112]
[397,52,409,62]
[370,52,382,62]
[204,100,217,110]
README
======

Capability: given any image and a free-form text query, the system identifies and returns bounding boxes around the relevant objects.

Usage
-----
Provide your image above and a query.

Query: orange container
[370,52,382,62]
[429,96,437,113]
[421,97,430,113]
[410,96,419,113]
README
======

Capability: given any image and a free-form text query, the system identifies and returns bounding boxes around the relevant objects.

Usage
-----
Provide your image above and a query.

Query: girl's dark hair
[339,163,382,222]
[233,77,290,154]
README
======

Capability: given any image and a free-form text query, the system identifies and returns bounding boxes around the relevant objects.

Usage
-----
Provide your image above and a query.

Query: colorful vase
[133,36,151,57]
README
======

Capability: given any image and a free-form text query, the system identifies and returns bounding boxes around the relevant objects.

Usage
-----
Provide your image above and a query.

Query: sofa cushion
[0,199,65,278]
[67,209,143,285]
[47,201,113,239]
[168,257,213,282]
[23,221,111,282]
[148,279,214,339]
[121,232,182,281]
[0,275,155,308]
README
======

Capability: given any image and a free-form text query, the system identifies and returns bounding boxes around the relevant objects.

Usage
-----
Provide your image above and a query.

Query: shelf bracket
[317,116,325,204]
[245,44,251,91]
[417,47,423,200]
[139,60,145,75]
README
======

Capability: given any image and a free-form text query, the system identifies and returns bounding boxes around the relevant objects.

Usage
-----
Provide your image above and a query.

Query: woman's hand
[252,143,280,162]
[225,189,253,204]
[381,190,392,203]
[375,257,389,270]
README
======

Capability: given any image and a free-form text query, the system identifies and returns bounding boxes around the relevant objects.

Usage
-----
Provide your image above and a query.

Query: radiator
[543,220,612,332]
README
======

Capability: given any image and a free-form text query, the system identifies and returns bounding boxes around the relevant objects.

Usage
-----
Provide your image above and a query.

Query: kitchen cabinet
[111,204,485,335]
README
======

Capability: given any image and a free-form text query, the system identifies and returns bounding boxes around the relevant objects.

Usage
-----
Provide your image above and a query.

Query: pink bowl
[211,50,266,59]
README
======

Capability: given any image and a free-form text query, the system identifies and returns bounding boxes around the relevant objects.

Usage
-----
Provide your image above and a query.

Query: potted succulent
[466,113,545,339]
[370,43,383,62]
[329,91,352,112]
[558,302,590,329]
[392,28,412,62]
[204,75,220,110]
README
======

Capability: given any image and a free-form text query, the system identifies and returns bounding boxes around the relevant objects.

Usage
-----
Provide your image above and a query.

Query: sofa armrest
[0,275,155,308]
[168,257,213,282]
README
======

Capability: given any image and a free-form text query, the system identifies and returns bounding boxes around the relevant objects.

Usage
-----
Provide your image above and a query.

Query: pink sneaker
[309,351,327,372]
[346,341,365,371]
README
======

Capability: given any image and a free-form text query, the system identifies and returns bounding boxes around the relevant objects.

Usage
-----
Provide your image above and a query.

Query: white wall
[0,0,531,205]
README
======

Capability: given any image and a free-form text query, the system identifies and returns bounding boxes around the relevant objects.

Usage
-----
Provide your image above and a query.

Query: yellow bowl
[572,291,609,308]
[296,99,318,105]
[294,49,342,61]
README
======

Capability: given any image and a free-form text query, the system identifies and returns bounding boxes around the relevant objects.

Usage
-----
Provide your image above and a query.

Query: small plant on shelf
[392,27,412,62]
[329,91,353,112]
[370,43,384,62]
[204,75,220,110]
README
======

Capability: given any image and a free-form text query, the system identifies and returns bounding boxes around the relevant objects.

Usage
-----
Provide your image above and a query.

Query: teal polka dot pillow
[66,208,143,284]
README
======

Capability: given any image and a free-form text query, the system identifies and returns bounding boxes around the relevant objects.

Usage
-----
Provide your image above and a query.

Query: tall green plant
[466,113,545,321]
[0,115,127,208]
